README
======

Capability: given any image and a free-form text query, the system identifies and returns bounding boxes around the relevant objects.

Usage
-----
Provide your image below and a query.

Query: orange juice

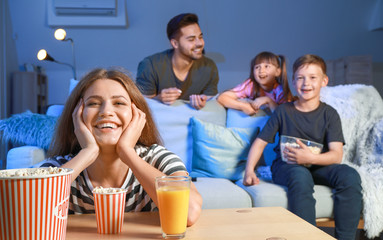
[156,186,190,235]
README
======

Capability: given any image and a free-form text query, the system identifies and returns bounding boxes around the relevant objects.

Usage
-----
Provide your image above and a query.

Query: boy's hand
[243,171,260,186]
[284,139,315,165]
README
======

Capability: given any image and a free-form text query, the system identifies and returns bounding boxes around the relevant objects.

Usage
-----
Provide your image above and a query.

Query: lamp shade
[54,29,67,41]
[37,49,55,62]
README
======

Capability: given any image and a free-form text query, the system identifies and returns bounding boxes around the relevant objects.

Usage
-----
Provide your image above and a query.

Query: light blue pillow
[190,117,259,181]
[226,108,278,166]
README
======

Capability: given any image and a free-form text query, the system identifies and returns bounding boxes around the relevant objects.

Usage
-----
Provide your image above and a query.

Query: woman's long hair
[47,68,162,158]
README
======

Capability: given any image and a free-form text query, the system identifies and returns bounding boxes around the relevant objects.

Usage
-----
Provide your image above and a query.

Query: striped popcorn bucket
[0,168,73,240]
[92,188,127,234]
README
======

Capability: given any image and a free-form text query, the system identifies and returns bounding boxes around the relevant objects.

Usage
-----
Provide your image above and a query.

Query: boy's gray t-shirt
[259,102,345,160]
[136,49,219,100]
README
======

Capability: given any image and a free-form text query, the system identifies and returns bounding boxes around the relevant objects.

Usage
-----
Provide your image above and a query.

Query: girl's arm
[217,91,257,115]
[251,96,278,112]
[243,138,268,186]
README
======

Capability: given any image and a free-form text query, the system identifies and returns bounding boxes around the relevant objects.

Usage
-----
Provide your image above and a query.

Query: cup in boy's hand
[280,135,323,166]
[93,187,127,234]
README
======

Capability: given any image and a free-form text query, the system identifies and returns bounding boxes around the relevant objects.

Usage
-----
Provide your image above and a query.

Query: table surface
[65,207,335,240]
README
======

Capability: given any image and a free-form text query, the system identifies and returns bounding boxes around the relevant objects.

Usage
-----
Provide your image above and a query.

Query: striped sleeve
[34,155,73,168]
[136,144,187,175]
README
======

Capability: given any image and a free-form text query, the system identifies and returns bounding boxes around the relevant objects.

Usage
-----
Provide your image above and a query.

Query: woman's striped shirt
[38,144,187,214]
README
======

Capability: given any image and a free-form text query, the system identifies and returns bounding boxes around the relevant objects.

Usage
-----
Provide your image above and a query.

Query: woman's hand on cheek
[116,103,146,156]
[72,99,99,152]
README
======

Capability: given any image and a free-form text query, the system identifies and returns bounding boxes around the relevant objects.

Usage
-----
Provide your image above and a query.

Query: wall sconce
[36,28,77,79]
[37,49,76,79]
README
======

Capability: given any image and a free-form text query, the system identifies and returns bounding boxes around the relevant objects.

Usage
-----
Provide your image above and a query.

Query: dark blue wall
[8,0,383,105]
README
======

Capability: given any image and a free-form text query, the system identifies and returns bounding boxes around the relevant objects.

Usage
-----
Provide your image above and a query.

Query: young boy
[243,54,362,240]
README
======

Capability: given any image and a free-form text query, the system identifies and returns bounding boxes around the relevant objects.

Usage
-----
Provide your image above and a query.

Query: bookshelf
[11,72,48,114]
[326,56,373,86]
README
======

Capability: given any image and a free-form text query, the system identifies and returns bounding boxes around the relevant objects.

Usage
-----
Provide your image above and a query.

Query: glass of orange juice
[155,176,191,239]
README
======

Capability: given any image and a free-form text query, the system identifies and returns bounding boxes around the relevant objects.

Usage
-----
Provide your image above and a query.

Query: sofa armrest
[6,146,45,169]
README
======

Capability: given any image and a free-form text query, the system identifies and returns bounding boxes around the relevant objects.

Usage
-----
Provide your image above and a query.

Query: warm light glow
[37,49,47,60]
[54,28,67,41]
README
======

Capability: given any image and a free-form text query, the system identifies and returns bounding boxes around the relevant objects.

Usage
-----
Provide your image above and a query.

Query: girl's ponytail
[278,55,293,102]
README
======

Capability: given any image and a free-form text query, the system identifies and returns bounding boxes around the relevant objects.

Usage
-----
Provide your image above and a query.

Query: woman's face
[82,79,132,147]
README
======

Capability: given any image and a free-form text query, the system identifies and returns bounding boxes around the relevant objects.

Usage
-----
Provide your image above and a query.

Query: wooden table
[65,207,335,240]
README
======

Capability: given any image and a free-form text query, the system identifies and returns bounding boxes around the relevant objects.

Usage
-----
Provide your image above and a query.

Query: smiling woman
[36,68,202,226]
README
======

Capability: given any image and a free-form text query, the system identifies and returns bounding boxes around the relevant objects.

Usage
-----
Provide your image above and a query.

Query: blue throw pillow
[190,117,259,181]
[226,108,278,166]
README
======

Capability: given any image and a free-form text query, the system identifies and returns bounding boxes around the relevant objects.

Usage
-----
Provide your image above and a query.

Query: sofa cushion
[226,108,278,166]
[146,98,226,172]
[193,177,252,209]
[236,180,334,218]
[6,146,45,169]
[226,108,270,129]
[190,117,259,181]
[46,104,65,117]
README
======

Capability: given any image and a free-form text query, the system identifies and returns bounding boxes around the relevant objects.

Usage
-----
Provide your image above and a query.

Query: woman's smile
[82,79,133,146]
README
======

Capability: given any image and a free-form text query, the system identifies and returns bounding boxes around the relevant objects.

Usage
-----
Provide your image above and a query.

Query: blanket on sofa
[321,84,383,238]
[0,111,57,150]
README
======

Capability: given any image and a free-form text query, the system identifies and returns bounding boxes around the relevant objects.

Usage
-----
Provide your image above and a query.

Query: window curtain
[1,0,18,169]
[1,0,18,120]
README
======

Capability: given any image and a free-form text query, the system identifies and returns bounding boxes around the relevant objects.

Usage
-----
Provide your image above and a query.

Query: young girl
[217,51,293,115]
[38,68,202,226]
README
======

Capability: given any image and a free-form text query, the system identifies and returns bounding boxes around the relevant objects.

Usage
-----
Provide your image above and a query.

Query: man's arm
[136,58,158,96]
[150,88,182,105]
[137,58,182,104]
[201,61,219,96]
[188,60,219,110]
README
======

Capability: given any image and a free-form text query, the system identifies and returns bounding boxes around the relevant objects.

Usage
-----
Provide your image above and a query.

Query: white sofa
[4,84,383,237]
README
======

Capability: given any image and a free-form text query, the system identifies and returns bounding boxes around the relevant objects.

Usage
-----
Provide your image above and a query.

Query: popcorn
[0,167,72,240]
[0,167,67,178]
[93,186,125,194]
[281,142,322,155]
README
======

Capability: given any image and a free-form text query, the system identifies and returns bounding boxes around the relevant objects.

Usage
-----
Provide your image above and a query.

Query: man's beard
[179,46,204,61]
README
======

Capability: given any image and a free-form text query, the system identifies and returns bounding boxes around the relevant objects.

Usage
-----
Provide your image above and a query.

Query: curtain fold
[0,0,19,169]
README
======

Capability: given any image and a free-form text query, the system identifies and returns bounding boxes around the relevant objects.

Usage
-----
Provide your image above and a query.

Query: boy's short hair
[166,13,199,40]
[293,54,327,78]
